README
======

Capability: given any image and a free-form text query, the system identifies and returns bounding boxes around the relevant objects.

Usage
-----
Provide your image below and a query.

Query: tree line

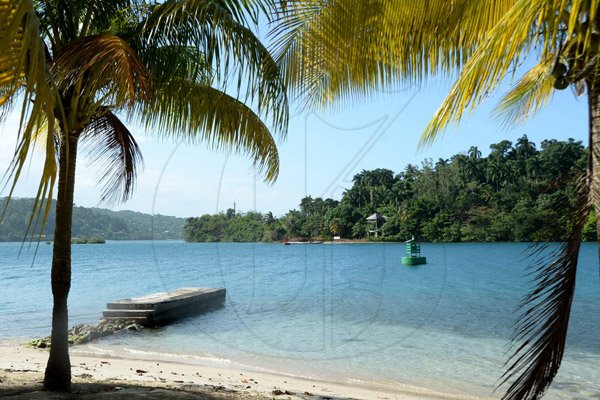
[184,136,595,243]
[0,198,185,241]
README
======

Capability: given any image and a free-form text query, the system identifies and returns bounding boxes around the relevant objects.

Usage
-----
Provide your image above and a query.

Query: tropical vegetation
[0,198,185,241]
[185,137,595,243]
[272,2,599,398]
[0,0,287,391]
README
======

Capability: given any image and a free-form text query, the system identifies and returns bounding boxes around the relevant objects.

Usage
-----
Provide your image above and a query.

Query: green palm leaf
[82,110,144,204]
[493,59,556,128]
[500,175,590,400]
[135,78,280,181]
[137,44,213,86]
[139,0,288,136]
[0,0,57,239]
[52,33,150,125]
[270,0,515,108]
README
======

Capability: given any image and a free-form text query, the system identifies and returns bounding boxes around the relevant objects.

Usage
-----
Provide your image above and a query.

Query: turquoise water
[0,241,599,398]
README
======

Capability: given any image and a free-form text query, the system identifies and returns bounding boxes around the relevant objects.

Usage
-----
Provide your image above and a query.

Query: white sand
[0,342,493,400]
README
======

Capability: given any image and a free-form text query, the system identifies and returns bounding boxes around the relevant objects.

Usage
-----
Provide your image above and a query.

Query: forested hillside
[0,199,185,241]
[184,136,596,243]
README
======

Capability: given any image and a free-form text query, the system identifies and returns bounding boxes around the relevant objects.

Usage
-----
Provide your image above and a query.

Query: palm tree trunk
[43,134,79,392]
[588,81,600,247]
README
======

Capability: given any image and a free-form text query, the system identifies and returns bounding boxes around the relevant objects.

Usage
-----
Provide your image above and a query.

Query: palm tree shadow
[0,380,245,399]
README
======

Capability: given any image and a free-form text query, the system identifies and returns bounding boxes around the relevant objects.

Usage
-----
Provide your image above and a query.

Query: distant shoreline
[0,239,583,244]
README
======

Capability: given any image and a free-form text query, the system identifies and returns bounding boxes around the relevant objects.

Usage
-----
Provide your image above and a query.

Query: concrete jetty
[102,287,226,327]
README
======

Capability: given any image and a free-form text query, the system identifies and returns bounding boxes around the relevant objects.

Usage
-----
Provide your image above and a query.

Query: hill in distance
[0,198,185,242]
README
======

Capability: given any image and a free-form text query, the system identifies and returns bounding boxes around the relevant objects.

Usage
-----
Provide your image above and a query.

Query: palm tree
[468,146,482,160]
[1,0,287,391]
[271,2,595,399]
[328,217,342,236]
[516,135,538,160]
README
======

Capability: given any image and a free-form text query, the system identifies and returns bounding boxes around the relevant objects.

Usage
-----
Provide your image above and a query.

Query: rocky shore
[28,319,144,348]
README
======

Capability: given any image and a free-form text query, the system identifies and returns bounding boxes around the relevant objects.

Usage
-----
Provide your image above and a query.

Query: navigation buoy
[402,237,426,265]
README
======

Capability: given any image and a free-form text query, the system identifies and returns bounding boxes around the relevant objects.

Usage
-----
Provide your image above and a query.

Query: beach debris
[272,389,294,395]
[136,369,147,374]
[304,391,312,396]
[114,386,124,390]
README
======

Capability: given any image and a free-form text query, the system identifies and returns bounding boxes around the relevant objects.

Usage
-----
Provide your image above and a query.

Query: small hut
[366,213,388,237]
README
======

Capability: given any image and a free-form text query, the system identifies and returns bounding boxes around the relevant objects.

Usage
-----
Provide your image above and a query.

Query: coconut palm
[272,1,596,399]
[1,0,287,391]
[328,217,342,236]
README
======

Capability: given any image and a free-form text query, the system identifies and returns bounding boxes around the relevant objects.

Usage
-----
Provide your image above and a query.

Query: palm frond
[82,110,143,204]
[78,0,134,37]
[143,0,263,32]
[0,0,58,239]
[270,0,516,108]
[500,174,590,400]
[493,58,555,128]
[51,33,150,122]
[421,0,600,144]
[137,44,213,86]
[420,0,554,144]
[138,0,288,137]
[133,79,279,181]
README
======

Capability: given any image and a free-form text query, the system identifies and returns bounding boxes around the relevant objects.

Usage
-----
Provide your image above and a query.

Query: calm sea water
[0,241,599,399]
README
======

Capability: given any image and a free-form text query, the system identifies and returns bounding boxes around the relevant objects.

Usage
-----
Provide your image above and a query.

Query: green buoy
[402,237,426,265]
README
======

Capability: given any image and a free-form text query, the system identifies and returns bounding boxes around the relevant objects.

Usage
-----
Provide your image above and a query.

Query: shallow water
[0,241,598,398]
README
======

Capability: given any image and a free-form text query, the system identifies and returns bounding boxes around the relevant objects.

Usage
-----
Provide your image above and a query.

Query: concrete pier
[102,287,226,327]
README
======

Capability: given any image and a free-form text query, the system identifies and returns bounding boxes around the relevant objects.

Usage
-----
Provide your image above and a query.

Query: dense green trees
[0,198,185,241]
[185,137,594,243]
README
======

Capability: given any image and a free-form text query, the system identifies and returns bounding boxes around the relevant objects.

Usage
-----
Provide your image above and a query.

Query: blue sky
[0,67,588,218]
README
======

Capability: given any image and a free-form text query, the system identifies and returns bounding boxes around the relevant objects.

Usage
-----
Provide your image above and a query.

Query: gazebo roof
[366,213,388,221]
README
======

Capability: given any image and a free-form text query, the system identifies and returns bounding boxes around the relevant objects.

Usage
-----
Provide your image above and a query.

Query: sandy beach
[0,343,493,400]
